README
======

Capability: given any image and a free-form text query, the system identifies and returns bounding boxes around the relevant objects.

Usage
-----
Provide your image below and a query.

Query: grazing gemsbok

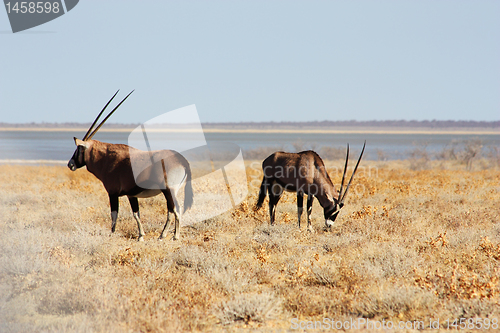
[67,91,193,241]
[256,142,365,231]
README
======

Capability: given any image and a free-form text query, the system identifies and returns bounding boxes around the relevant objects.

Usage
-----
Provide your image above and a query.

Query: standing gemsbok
[67,91,193,241]
[256,142,365,231]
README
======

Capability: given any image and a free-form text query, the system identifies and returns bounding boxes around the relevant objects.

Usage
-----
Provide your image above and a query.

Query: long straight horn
[87,90,134,140]
[340,140,366,204]
[338,144,349,203]
[83,90,120,140]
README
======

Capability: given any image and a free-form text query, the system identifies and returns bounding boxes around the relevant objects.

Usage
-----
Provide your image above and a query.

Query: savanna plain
[1,147,500,332]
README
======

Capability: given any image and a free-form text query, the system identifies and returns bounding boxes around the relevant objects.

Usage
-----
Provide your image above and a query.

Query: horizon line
[1,119,499,128]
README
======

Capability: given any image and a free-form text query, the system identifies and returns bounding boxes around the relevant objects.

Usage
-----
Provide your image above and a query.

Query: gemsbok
[256,142,365,231]
[67,91,193,241]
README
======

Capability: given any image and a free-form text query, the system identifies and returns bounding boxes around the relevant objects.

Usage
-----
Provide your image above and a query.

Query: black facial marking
[325,204,340,221]
[68,146,86,170]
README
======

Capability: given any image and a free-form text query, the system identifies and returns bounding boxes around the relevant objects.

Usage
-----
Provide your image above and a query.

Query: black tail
[183,166,194,212]
[256,176,269,209]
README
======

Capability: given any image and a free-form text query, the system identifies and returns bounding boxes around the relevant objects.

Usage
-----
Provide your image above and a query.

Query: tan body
[68,91,194,241]
[256,150,339,231]
[82,140,188,197]
[69,138,193,241]
[256,142,365,231]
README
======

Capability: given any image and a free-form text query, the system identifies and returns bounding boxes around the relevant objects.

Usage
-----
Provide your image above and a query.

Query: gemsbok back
[256,142,365,231]
[67,91,193,241]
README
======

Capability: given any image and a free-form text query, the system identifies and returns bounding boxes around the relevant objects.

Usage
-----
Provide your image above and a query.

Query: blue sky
[1,1,499,124]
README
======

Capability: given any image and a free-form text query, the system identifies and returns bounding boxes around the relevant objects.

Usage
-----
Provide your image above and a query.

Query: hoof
[307,227,315,233]
[138,236,145,242]
[173,235,180,241]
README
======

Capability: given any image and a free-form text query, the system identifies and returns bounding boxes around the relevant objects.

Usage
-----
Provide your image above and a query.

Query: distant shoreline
[0,127,498,135]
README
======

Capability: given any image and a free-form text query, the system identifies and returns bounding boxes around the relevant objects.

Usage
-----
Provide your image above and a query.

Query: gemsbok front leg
[109,194,119,233]
[67,91,193,242]
[297,192,304,228]
[128,196,145,241]
[255,142,365,228]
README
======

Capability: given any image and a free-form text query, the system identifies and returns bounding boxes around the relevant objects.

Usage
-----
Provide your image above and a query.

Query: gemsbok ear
[74,137,89,148]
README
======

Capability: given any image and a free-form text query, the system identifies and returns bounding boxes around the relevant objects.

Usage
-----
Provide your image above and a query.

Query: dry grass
[0,159,499,332]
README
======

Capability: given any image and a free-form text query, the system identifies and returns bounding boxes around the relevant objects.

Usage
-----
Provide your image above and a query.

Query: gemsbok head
[68,91,193,241]
[256,142,365,231]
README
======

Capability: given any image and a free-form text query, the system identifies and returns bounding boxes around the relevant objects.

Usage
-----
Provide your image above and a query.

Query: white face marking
[74,138,89,148]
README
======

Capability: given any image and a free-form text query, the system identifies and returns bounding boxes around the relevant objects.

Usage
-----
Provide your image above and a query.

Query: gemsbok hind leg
[128,196,145,241]
[160,208,180,240]
[268,182,283,225]
[160,190,181,240]
[159,212,171,240]
[306,194,314,232]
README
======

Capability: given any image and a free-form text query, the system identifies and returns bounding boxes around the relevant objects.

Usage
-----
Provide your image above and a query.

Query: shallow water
[0,129,498,162]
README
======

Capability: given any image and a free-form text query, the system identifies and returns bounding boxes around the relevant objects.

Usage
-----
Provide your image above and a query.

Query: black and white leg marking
[160,189,181,240]
[297,192,304,228]
[306,194,314,232]
[128,196,145,241]
[109,194,119,233]
[268,182,283,225]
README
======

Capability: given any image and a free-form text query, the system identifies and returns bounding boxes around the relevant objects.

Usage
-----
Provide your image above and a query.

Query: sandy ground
[0,159,499,332]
